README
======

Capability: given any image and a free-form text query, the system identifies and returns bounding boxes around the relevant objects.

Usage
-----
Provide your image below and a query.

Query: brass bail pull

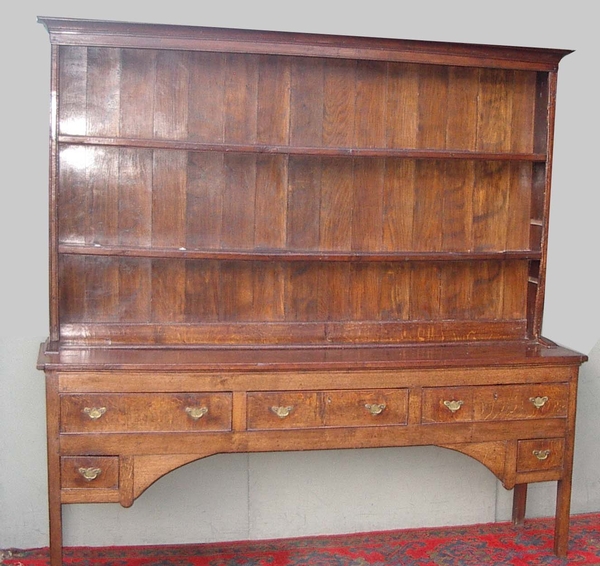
[529,396,549,409]
[78,467,102,481]
[83,407,107,420]
[533,449,551,461]
[271,406,294,418]
[365,403,386,415]
[443,400,464,413]
[185,406,208,420]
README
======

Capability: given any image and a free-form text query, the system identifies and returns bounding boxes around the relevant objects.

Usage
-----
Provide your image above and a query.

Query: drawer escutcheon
[443,400,464,413]
[365,403,386,416]
[271,406,294,418]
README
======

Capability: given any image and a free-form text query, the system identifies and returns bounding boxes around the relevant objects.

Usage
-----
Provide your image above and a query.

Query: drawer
[323,390,408,427]
[60,393,232,433]
[247,389,408,430]
[422,383,568,423]
[247,392,321,430]
[517,438,565,472]
[61,456,119,489]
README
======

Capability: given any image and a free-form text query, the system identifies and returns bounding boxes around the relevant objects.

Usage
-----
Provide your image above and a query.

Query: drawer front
[517,438,565,472]
[60,393,232,432]
[247,389,408,430]
[473,384,569,421]
[323,390,408,427]
[61,456,119,489]
[422,383,568,424]
[247,392,321,430]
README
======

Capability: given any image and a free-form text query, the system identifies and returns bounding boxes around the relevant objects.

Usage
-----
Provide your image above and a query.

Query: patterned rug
[2,514,600,565]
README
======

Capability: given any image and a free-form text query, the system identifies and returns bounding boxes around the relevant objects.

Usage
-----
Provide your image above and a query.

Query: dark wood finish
[37,17,586,563]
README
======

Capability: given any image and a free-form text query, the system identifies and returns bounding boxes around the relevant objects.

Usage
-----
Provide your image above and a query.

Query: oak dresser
[37,17,587,564]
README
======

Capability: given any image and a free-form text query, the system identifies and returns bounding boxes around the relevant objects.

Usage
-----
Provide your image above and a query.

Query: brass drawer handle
[443,400,464,413]
[83,407,106,420]
[185,406,208,420]
[533,449,551,461]
[78,467,102,481]
[365,403,386,416]
[529,396,549,409]
[271,406,294,418]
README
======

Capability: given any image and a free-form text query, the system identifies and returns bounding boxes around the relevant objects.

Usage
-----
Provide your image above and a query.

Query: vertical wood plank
[119,258,152,323]
[185,260,220,322]
[352,158,385,251]
[219,261,255,322]
[471,260,504,320]
[90,147,119,246]
[253,262,285,322]
[58,256,85,323]
[221,154,257,249]
[58,145,90,244]
[382,159,415,252]
[287,158,321,321]
[505,163,533,251]
[152,260,186,323]
[412,161,444,252]
[502,260,529,321]
[477,69,514,152]
[410,263,441,321]
[120,49,156,139]
[442,162,475,252]
[417,65,449,149]
[86,47,121,137]
[257,55,291,145]
[154,50,189,140]
[322,59,356,147]
[84,257,119,322]
[118,148,153,323]
[255,155,288,249]
[118,148,153,248]
[224,53,259,144]
[186,152,225,249]
[379,263,411,321]
[319,158,354,251]
[354,60,387,148]
[188,52,225,142]
[386,63,419,149]
[472,162,510,251]
[152,150,187,249]
[510,71,537,153]
[440,263,472,320]
[58,46,87,135]
[350,263,381,320]
[290,58,324,146]
[446,67,480,151]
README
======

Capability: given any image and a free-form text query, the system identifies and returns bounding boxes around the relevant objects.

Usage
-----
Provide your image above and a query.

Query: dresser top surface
[38,340,586,372]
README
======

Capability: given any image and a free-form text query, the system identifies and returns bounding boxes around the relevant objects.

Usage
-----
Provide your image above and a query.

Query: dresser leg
[49,500,63,566]
[553,477,572,557]
[511,483,527,525]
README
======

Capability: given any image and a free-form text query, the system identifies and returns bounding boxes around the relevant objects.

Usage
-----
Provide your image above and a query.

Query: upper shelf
[58,135,547,162]
[59,243,543,262]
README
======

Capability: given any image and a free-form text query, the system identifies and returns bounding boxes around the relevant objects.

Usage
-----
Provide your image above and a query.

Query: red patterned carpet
[3,514,600,565]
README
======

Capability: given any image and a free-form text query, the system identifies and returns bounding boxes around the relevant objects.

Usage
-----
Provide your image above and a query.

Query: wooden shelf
[58,135,547,162]
[58,243,543,262]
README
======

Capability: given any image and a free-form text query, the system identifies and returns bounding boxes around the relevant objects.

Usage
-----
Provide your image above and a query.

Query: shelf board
[59,244,543,262]
[58,135,547,162]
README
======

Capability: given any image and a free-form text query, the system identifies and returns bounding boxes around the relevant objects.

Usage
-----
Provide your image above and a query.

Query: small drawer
[247,392,321,430]
[517,438,565,472]
[61,456,119,489]
[323,389,408,427]
[60,393,232,433]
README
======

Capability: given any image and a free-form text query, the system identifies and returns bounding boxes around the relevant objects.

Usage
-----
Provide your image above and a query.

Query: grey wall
[1,0,598,549]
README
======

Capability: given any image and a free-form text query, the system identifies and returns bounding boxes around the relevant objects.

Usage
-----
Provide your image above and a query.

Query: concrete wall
[1,0,598,549]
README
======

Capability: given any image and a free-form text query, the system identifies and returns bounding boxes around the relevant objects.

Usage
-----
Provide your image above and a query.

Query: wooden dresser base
[40,342,583,564]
